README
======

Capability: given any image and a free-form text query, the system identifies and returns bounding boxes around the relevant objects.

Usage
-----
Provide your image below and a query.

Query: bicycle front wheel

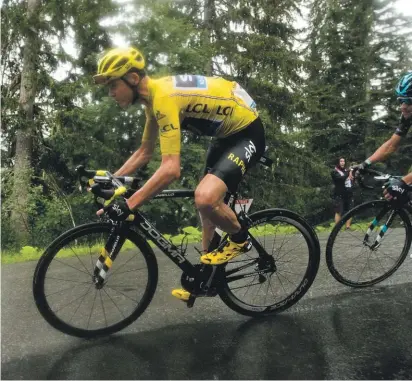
[33,222,158,338]
[326,200,412,287]
[219,208,320,316]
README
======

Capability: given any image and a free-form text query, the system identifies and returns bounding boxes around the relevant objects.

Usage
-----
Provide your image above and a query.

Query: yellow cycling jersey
[142,75,259,155]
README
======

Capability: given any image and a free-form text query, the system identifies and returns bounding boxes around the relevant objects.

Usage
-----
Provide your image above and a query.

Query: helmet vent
[102,56,116,73]
[113,57,128,69]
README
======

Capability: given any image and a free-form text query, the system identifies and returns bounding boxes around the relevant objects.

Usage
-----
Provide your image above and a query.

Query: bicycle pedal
[186,294,197,308]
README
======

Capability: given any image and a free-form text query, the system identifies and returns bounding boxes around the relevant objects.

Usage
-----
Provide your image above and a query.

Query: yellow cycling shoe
[171,288,191,302]
[200,238,252,265]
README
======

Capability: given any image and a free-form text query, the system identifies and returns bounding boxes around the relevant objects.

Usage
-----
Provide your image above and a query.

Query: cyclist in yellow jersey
[93,47,266,302]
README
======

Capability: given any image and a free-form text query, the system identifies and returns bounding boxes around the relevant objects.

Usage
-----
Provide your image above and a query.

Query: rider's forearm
[115,147,152,176]
[126,161,180,210]
[402,173,412,185]
[367,138,399,164]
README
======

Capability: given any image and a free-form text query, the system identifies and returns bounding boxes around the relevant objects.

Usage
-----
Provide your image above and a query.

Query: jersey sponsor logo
[185,103,212,113]
[244,140,256,162]
[392,185,405,194]
[173,74,208,89]
[185,103,233,116]
[227,153,246,174]
[156,192,176,198]
[110,234,121,256]
[140,221,186,264]
[160,124,177,134]
[112,204,124,216]
[216,105,233,116]
[155,110,166,121]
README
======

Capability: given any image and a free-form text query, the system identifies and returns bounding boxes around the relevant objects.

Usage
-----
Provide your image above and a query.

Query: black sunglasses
[397,97,412,105]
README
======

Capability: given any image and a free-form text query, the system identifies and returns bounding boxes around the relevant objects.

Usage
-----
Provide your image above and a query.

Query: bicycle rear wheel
[33,222,158,338]
[326,200,412,287]
[219,209,320,316]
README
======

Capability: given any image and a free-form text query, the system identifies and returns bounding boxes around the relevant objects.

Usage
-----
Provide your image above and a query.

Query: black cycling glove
[104,198,133,221]
[384,178,411,206]
[352,159,372,175]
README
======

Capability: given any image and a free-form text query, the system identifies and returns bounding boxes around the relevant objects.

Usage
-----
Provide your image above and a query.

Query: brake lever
[90,183,115,200]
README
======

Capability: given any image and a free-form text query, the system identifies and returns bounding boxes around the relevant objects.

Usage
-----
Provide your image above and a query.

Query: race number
[173,75,208,90]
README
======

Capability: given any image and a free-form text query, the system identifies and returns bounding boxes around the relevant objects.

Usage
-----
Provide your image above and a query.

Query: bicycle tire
[219,208,320,317]
[33,222,158,338]
[326,200,412,287]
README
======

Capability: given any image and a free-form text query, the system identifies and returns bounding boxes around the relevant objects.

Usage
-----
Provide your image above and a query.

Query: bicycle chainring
[180,264,219,296]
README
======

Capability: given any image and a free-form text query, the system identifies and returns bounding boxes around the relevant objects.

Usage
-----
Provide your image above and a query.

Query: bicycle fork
[364,208,396,250]
[93,223,127,288]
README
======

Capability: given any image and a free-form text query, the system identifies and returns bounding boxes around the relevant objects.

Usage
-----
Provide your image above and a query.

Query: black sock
[230,229,248,243]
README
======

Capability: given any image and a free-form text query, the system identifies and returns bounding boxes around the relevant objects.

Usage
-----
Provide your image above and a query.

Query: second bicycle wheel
[33,222,158,338]
[326,200,412,287]
[219,208,320,316]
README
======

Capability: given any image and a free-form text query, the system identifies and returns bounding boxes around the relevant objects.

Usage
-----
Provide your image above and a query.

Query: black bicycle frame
[128,189,238,278]
[76,161,273,282]
[363,201,412,249]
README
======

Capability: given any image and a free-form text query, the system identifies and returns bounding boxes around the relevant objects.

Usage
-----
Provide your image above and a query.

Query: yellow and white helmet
[93,47,145,85]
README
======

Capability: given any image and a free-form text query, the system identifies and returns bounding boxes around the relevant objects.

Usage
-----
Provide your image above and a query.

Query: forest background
[1,0,411,258]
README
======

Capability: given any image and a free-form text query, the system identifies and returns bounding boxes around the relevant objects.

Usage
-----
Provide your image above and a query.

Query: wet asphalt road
[2,232,412,380]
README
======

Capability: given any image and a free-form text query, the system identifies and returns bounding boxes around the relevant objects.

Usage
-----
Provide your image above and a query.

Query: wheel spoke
[54,284,94,313]
[45,281,91,298]
[68,288,90,323]
[99,289,109,328]
[225,212,317,312]
[103,284,139,303]
[328,201,409,286]
[107,252,141,278]
[102,288,126,319]
[68,245,93,277]
[86,289,98,329]
[51,258,91,277]
[34,225,153,337]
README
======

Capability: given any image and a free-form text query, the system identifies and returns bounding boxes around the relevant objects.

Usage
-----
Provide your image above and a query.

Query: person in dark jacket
[331,157,354,228]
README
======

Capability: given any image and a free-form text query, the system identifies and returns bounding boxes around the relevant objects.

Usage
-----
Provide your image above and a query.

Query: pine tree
[304,0,412,168]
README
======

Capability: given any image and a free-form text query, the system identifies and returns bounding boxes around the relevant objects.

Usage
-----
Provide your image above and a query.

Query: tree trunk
[364,70,373,157]
[10,0,41,245]
[203,0,214,76]
[362,1,374,158]
[200,0,215,155]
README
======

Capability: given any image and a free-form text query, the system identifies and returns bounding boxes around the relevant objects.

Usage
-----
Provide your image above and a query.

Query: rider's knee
[195,188,220,213]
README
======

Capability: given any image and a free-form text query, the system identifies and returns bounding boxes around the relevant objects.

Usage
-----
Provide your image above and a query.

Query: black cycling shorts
[203,117,266,192]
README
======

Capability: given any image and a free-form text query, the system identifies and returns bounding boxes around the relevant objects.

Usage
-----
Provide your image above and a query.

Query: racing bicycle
[33,159,321,338]
[326,168,412,287]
